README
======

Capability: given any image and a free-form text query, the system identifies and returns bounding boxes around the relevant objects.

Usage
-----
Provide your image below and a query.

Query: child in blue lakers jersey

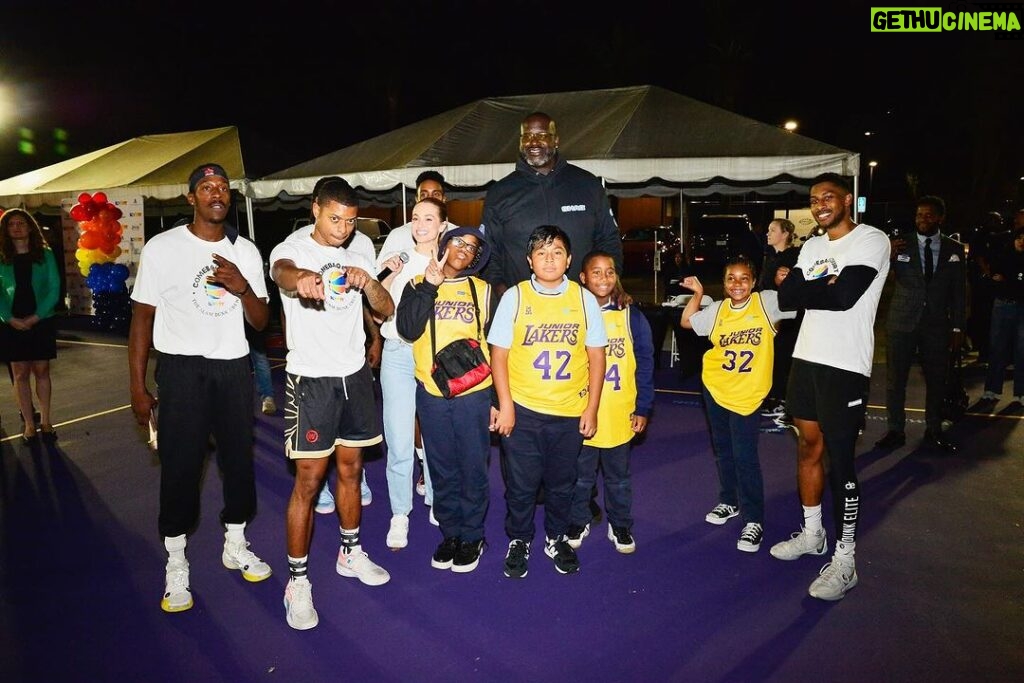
[680,256,795,553]
[487,226,607,578]
[566,251,654,554]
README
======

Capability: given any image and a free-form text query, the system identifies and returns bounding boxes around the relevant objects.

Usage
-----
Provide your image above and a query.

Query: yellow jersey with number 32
[701,293,777,416]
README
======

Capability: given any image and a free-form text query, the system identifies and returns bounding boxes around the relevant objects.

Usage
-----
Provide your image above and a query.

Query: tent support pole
[246,196,256,241]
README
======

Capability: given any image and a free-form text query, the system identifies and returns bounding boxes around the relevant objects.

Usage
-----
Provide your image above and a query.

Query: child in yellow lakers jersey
[566,251,654,554]
[680,256,796,553]
[487,226,607,578]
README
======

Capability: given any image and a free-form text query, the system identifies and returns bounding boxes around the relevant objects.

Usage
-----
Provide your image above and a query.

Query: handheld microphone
[377,252,409,280]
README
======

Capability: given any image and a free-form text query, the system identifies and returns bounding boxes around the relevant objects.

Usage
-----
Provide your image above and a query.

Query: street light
[868,160,878,196]
[783,120,798,132]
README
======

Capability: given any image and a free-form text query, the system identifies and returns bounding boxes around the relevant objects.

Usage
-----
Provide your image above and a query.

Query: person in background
[980,223,1024,405]
[758,218,802,428]
[481,111,623,293]
[681,257,795,553]
[875,195,964,453]
[376,196,446,549]
[965,211,1003,365]
[0,209,61,444]
[374,170,456,512]
[129,163,273,614]
[566,250,654,554]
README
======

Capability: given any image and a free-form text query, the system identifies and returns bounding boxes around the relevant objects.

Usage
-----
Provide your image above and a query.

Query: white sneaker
[361,474,372,507]
[769,527,827,561]
[808,556,858,601]
[981,391,999,401]
[261,396,277,415]
[161,558,193,613]
[415,473,426,497]
[386,514,409,549]
[315,484,335,515]
[222,539,273,582]
[336,546,391,586]
[284,579,318,630]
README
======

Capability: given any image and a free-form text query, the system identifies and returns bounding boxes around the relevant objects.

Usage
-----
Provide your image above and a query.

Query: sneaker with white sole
[452,539,486,574]
[705,503,739,525]
[336,546,390,586]
[808,556,858,601]
[222,540,273,582]
[607,525,636,554]
[566,523,590,549]
[261,396,277,415]
[361,474,372,507]
[736,522,763,552]
[980,390,999,401]
[161,558,193,613]
[315,484,335,515]
[431,537,460,570]
[544,536,580,574]
[503,539,530,579]
[769,527,827,560]
[284,579,318,630]
[386,514,409,549]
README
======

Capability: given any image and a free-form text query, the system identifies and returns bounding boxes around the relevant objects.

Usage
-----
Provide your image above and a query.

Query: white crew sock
[164,534,187,562]
[802,505,823,535]
[225,522,246,544]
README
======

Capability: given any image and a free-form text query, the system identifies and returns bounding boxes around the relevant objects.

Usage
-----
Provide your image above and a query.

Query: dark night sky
[3,1,1021,218]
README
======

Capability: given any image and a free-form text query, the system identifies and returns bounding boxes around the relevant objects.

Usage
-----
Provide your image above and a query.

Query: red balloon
[92,192,108,204]
[78,192,92,205]
[78,232,101,250]
[70,205,88,222]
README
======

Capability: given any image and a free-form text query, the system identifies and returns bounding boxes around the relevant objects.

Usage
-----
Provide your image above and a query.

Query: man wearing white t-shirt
[289,176,378,514]
[129,163,273,614]
[270,179,394,630]
[772,173,891,601]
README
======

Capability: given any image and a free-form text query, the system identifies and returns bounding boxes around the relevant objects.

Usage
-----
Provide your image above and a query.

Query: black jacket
[480,155,623,289]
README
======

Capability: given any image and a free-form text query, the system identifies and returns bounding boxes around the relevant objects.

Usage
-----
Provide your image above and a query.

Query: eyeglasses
[520,132,555,144]
[451,235,479,254]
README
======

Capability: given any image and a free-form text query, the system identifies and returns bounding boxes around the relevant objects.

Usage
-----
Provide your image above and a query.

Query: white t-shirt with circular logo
[131,225,268,360]
[270,234,375,378]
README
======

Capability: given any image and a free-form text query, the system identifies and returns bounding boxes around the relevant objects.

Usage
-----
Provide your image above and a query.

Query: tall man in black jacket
[481,112,623,294]
[876,196,965,453]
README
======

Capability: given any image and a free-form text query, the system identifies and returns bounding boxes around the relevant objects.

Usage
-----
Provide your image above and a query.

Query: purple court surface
[0,319,1021,682]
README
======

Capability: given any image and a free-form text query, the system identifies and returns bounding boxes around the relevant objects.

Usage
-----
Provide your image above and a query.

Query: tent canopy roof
[0,126,246,210]
[252,85,858,200]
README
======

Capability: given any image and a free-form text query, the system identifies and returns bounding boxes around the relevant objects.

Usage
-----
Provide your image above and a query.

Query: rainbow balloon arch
[70,192,132,332]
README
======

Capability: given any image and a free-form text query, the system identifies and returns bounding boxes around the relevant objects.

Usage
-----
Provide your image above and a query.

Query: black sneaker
[544,536,580,574]
[430,537,460,570]
[566,523,590,549]
[503,539,530,579]
[607,525,636,554]
[736,522,763,553]
[452,539,486,574]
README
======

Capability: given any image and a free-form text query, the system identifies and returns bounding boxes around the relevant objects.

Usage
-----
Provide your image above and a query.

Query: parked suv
[688,214,759,274]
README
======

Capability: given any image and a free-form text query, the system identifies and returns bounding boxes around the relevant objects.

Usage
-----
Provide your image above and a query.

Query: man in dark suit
[876,196,965,452]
